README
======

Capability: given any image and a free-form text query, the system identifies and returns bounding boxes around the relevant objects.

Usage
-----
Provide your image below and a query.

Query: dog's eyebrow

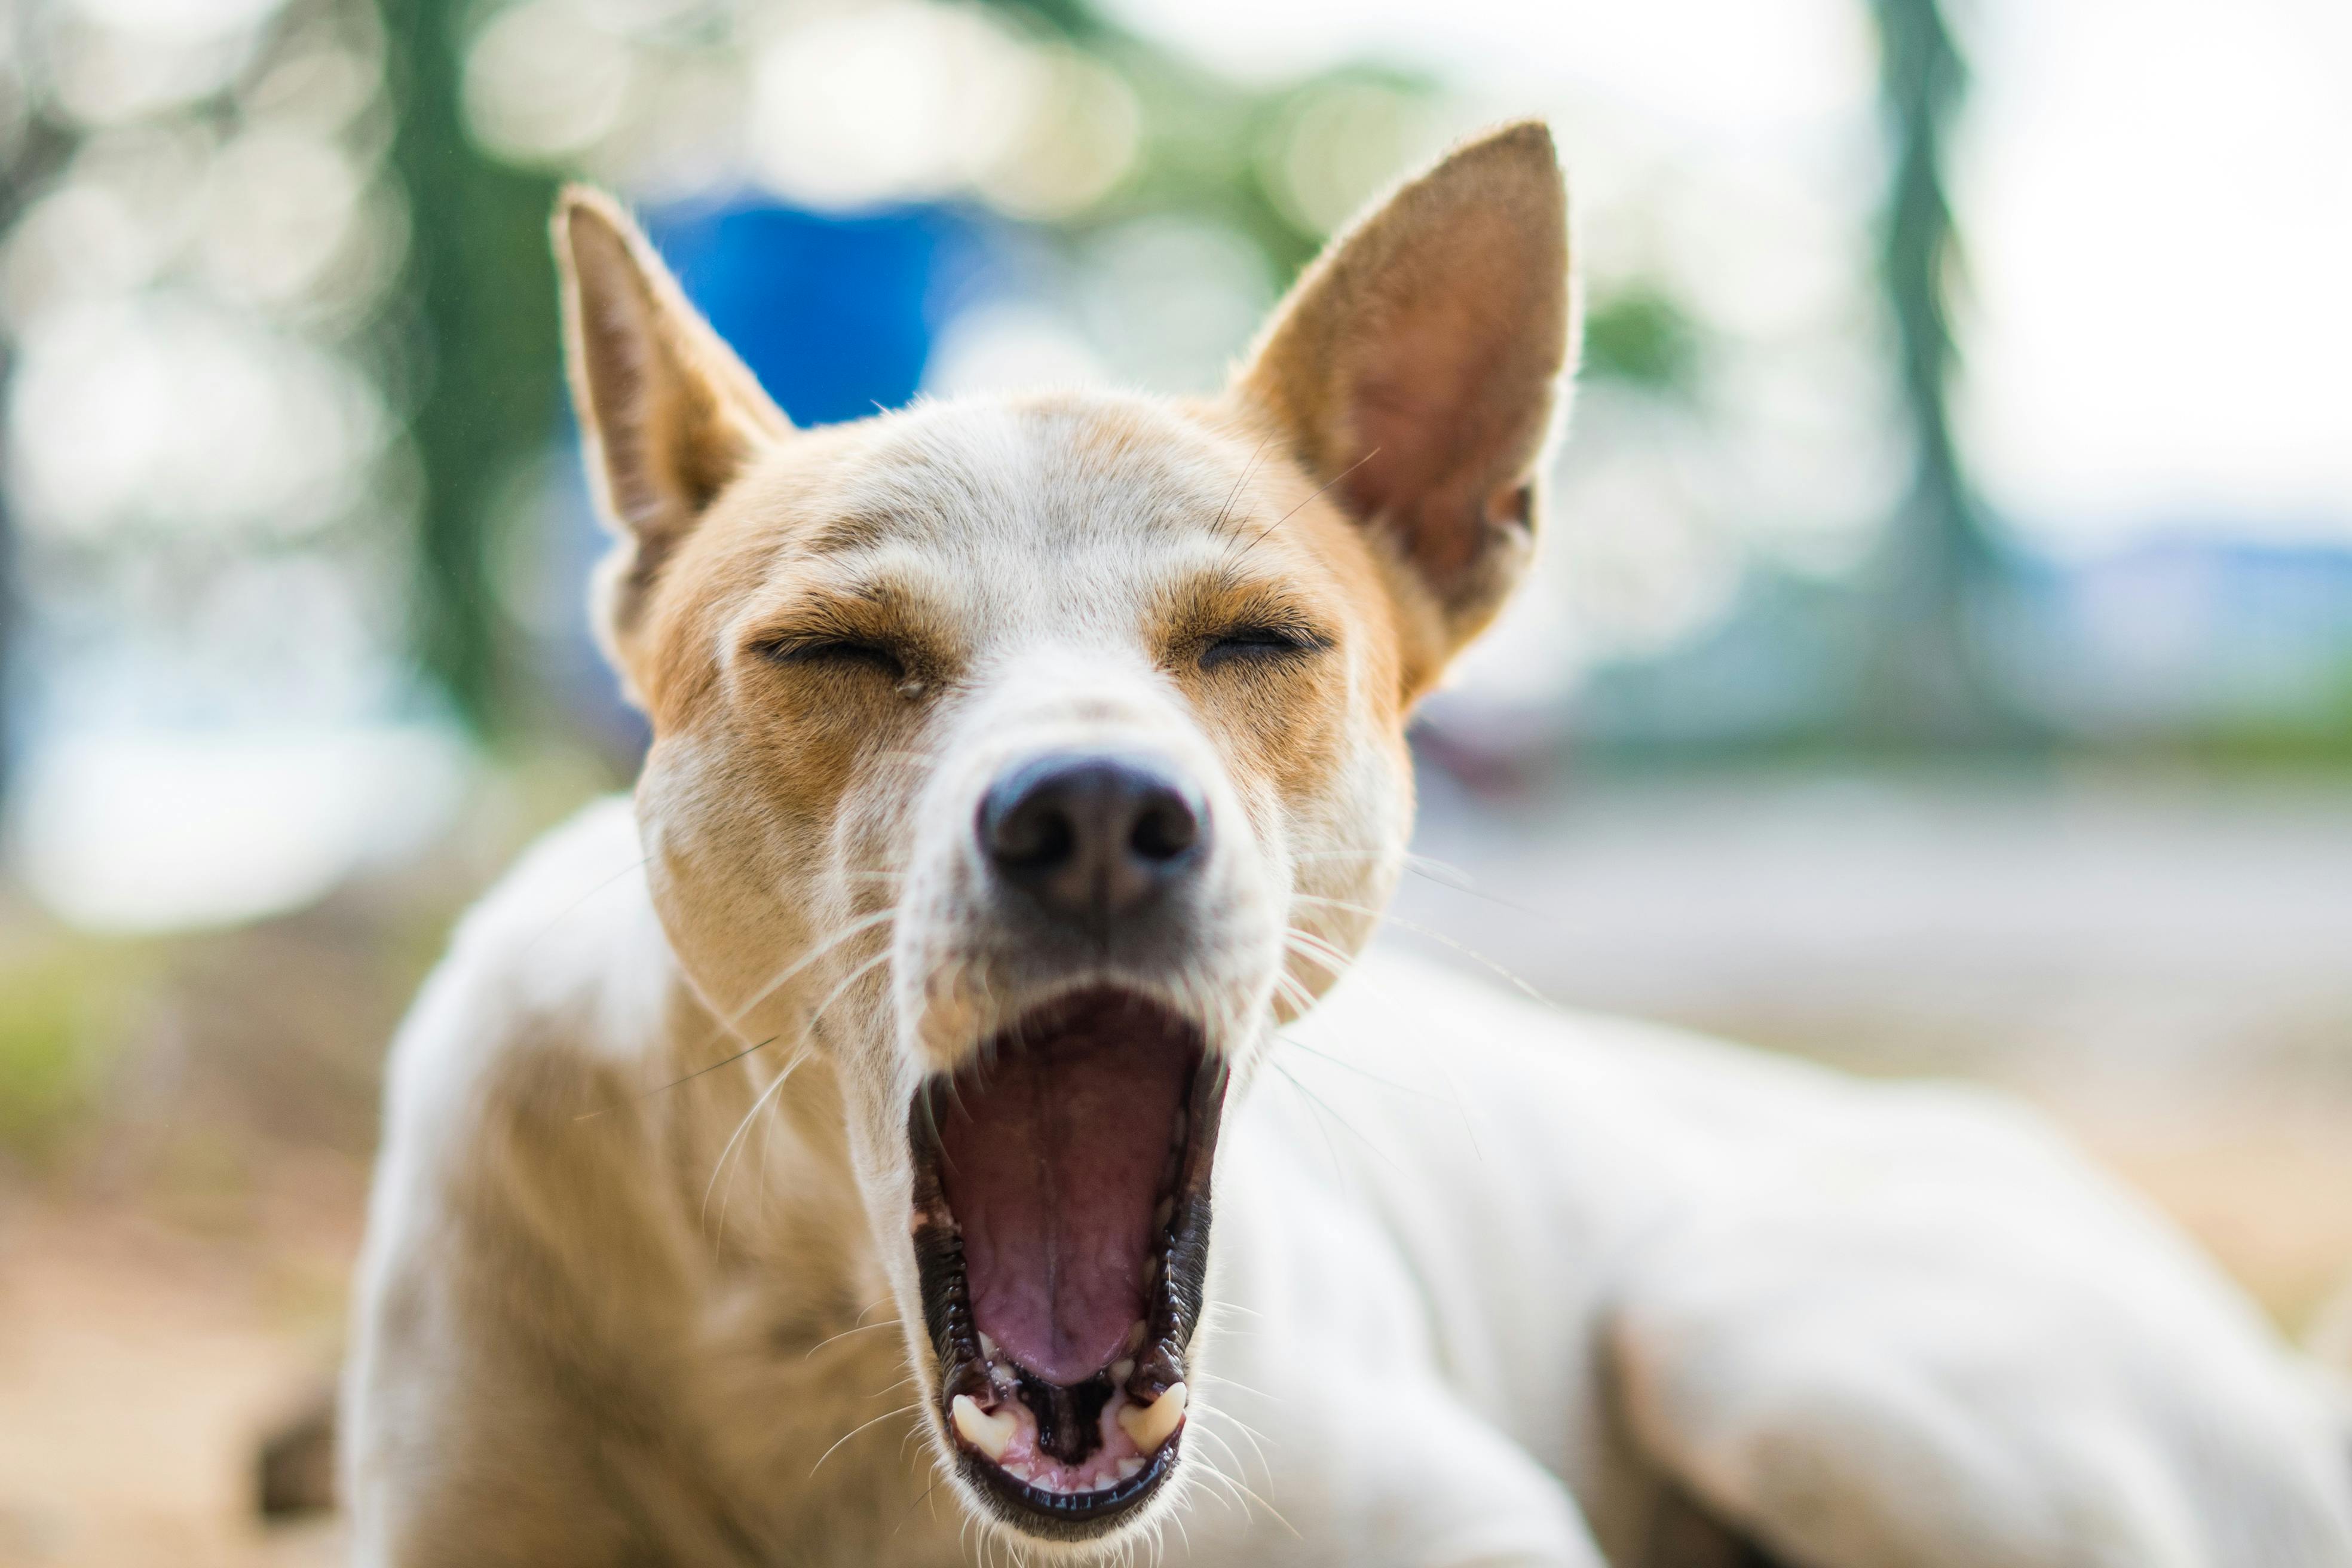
[1159,564,1336,645]
[742,566,966,660]
[804,510,902,555]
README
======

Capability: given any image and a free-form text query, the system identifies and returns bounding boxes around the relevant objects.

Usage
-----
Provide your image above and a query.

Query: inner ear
[1233,122,1573,660]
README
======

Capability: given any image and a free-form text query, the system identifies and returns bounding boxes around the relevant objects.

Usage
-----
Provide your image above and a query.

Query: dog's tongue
[937,994,1188,1386]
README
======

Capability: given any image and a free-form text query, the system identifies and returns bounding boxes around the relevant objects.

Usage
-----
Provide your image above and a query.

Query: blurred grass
[0,929,156,1160]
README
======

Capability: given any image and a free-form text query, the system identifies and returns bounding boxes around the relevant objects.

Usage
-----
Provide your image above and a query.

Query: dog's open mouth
[910,987,1226,1535]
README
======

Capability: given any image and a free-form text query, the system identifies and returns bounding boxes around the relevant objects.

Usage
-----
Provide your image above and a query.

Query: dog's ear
[1233,121,1573,674]
[554,186,790,645]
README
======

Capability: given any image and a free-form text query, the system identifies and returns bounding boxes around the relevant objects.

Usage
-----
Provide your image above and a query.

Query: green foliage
[0,936,150,1159]
[1581,286,1701,393]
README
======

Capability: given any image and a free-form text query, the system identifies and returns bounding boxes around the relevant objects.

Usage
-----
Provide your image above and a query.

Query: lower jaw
[963,1437,1177,1529]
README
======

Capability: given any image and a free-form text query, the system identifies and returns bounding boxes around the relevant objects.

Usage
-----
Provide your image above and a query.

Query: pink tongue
[937,993,1188,1386]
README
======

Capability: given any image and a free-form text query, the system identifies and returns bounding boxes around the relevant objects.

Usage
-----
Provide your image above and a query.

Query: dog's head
[555,123,1572,1548]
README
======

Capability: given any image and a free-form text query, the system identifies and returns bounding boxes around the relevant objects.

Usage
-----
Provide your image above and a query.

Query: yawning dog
[342,124,2352,1566]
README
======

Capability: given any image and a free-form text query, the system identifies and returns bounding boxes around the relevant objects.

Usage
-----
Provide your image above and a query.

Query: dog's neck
[642,973,975,1554]
[654,975,877,1282]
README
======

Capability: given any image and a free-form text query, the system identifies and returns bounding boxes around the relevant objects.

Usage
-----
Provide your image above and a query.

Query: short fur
[344,125,2352,1566]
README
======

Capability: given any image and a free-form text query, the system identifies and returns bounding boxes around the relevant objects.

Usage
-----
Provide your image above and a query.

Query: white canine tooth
[1110,1357,1135,1384]
[1116,1381,1188,1453]
[1142,1255,1159,1288]
[951,1394,1018,1462]
[1123,1319,1147,1354]
[978,1331,999,1361]
[1116,1456,1144,1480]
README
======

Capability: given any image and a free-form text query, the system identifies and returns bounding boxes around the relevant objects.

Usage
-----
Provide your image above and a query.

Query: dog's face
[556,124,1570,1549]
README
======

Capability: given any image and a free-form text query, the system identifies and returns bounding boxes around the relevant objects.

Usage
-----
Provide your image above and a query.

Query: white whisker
[807,1400,920,1478]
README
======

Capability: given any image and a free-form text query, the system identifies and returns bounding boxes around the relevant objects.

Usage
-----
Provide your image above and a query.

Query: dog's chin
[908,987,1227,1542]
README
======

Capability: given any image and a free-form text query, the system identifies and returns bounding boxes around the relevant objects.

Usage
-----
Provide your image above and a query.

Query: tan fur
[345,125,2352,1567]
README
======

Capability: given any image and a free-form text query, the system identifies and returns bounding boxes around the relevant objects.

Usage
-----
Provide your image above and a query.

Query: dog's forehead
[779,393,1283,626]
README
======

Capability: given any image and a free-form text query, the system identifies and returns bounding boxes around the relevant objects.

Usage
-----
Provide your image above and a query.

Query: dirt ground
[0,1191,352,1568]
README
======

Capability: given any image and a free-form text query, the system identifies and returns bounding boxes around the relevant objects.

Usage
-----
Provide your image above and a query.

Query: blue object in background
[645,200,994,426]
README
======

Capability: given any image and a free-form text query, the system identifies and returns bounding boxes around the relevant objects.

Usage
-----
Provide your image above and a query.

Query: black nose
[979,754,1207,927]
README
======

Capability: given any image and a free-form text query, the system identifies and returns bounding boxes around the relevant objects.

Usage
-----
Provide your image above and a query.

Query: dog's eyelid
[751,630,910,678]
[1197,617,1333,669]
[1221,621,1326,647]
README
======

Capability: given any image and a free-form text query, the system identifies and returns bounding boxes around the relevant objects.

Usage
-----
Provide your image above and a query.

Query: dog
[341,124,2352,1566]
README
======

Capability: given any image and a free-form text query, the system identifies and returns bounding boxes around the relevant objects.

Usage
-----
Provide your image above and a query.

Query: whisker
[893,1472,945,1535]
[1269,1058,1404,1175]
[808,1401,920,1478]
[703,944,893,1238]
[706,906,899,1048]
[1277,1033,1451,1106]
[1203,1403,1278,1478]
[520,855,652,953]
[1212,433,1276,543]
[1278,938,1491,1162]
[1271,1058,1349,1183]
[700,1046,810,1239]
[1292,897,1554,1007]
[1283,926,1355,973]
[1193,1426,1300,1536]
[1233,446,1382,560]
[573,1033,782,1120]
[1290,892,1383,920]
[801,1317,900,1360]
[1269,969,1319,1017]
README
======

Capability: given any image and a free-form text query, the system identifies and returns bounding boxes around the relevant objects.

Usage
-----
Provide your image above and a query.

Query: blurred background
[1,0,2348,1560]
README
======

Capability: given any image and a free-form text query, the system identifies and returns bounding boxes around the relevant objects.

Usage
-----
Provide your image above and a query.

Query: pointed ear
[1233,122,1573,663]
[553,186,790,643]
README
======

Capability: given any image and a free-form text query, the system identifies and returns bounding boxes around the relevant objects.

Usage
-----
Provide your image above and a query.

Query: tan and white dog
[342,125,2352,1567]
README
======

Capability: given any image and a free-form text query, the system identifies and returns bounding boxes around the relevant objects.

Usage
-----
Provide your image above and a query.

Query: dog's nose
[979,754,1206,926]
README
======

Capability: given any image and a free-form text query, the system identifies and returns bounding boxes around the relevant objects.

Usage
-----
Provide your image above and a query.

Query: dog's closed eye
[1199,623,1327,670]
[758,635,908,680]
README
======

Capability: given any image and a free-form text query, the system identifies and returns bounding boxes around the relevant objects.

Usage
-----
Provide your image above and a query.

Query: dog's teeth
[951,1394,1017,1462]
[1123,1319,1147,1354]
[1111,1357,1135,1384]
[978,1331,998,1361]
[1116,1456,1144,1480]
[1154,1196,1174,1231]
[1116,1381,1187,1452]
[1141,1255,1159,1288]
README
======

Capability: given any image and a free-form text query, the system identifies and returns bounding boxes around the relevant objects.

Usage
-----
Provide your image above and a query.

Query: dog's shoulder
[345,796,704,1544]
[360,793,694,1285]
[382,795,675,1125]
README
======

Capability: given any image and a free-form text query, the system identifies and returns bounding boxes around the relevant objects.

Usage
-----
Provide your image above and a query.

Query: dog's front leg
[1185,1362,1610,1567]
[1340,1380,1607,1567]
